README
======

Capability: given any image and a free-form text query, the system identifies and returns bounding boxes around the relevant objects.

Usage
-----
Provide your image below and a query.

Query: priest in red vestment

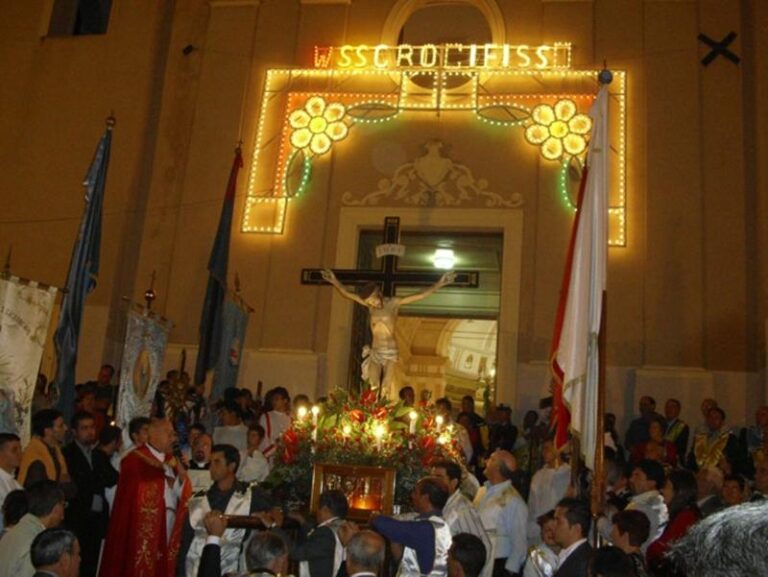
[99,418,189,577]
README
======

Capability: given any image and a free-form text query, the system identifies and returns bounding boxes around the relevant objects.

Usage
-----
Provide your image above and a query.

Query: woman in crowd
[631,418,677,468]
[646,469,700,575]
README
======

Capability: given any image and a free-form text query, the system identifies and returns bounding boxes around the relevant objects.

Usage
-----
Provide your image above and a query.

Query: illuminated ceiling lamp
[433,248,456,269]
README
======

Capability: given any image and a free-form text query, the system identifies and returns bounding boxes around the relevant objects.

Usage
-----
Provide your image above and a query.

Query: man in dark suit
[289,490,348,577]
[62,410,118,577]
[552,498,593,577]
[30,527,81,577]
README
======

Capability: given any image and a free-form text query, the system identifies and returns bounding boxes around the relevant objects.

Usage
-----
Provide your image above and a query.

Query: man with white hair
[668,501,768,576]
[99,418,188,577]
[30,528,81,577]
[473,450,528,577]
[346,530,385,577]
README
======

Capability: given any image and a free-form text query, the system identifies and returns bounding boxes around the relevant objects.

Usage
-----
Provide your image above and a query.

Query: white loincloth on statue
[361,345,398,382]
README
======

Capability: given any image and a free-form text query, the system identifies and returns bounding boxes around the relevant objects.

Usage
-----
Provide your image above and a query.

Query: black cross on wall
[698,32,740,67]
[301,216,479,297]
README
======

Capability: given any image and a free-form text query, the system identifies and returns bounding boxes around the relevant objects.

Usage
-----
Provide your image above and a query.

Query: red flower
[283,429,298,446]
[349,409,365,424]
[372,407,388,420]
[282,448,295,464]
[360,389,377,406]
[421,436,435,451]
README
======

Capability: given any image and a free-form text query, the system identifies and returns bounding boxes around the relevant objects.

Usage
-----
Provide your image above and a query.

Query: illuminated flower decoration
[289,96,349,156]
[524,99,592,161]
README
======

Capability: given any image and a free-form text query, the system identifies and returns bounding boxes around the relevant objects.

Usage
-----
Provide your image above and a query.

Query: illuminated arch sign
[313,43,573,71]
[243,42,627,247]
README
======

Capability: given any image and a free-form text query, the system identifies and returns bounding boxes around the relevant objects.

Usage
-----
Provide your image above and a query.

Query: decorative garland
[263,385,464,507]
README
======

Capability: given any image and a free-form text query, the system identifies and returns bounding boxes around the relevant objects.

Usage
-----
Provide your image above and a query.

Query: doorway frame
[325,206,523,407]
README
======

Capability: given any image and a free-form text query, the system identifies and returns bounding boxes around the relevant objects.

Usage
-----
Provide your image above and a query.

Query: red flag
[549,166,589,450]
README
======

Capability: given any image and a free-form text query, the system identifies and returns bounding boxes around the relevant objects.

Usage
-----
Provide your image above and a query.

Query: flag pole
[591,65,613,534]
[591,291,607,524]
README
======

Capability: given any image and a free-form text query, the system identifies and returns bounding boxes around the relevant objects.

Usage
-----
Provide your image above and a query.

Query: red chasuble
[99,445,186,577]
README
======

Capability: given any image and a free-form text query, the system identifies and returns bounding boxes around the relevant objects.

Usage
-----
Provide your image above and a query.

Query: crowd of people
[0,368,766,577]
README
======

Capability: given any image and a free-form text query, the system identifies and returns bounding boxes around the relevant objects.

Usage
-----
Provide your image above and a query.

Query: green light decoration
[557,156,584,212]
[283,96,591,211]
[346,101,401,124]
[474,103,531,127]
[283,148,313,197]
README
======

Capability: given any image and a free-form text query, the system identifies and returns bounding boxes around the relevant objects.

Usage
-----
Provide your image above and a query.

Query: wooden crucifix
[301,216,480,295]
[301,216,480,392]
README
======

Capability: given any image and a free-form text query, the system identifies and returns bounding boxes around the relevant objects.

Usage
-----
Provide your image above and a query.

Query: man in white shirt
[239,424,269,483]
[213,402,248,453]
[258,387,292,462]
[625,459,668,552]
[432,460,492,577]
[526,440,570,546]
[0,433,22,531]
[0,480,66,577]
[473,450,528,577]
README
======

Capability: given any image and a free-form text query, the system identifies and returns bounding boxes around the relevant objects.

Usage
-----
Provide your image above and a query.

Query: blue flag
[211,296,250,400]
[194,148,243,385]
[54,120,113,422]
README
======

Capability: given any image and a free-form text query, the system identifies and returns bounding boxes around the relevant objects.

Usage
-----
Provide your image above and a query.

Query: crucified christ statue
[321,269,456,392]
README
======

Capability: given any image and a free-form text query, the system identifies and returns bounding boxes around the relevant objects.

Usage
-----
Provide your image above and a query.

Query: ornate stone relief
[341,140,524,208]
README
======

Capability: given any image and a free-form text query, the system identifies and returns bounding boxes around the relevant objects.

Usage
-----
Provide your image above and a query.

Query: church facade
[2,0,767,432]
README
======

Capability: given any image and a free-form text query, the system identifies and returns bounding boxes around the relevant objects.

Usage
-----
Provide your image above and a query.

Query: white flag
[0,276,58,444]
[556,84,609,470]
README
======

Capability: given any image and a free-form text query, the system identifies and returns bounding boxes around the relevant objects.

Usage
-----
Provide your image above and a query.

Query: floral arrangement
[264,385,465,507]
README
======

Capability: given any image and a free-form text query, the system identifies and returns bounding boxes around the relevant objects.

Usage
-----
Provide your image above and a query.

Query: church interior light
[433,249,456,269]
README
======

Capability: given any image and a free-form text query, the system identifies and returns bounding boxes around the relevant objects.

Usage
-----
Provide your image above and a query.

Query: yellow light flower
[524,99,592,161]
[289,96,349,156]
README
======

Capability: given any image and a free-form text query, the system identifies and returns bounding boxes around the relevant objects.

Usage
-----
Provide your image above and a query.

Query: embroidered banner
[0,276,58,443]
[211,296,250,400]
[116,307,172,429]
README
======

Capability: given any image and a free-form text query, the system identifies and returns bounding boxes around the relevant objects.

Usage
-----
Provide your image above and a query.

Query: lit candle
[311,405,320,427]
[409,411,418,435]
[297,406,308,420]
[342,424,352,437]
[374,424,386,452]
[435,414,444,432]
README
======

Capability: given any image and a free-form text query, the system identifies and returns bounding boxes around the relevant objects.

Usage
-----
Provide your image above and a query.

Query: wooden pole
[591,291,607,540]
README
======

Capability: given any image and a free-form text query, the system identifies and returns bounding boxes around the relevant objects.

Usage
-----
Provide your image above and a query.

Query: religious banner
[211,294,250,401]
[115,306,172,429]
[0,275,58,443]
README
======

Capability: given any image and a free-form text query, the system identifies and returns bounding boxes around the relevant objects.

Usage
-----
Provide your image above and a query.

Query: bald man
[99,419,189,577]
[473,451,528,577]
